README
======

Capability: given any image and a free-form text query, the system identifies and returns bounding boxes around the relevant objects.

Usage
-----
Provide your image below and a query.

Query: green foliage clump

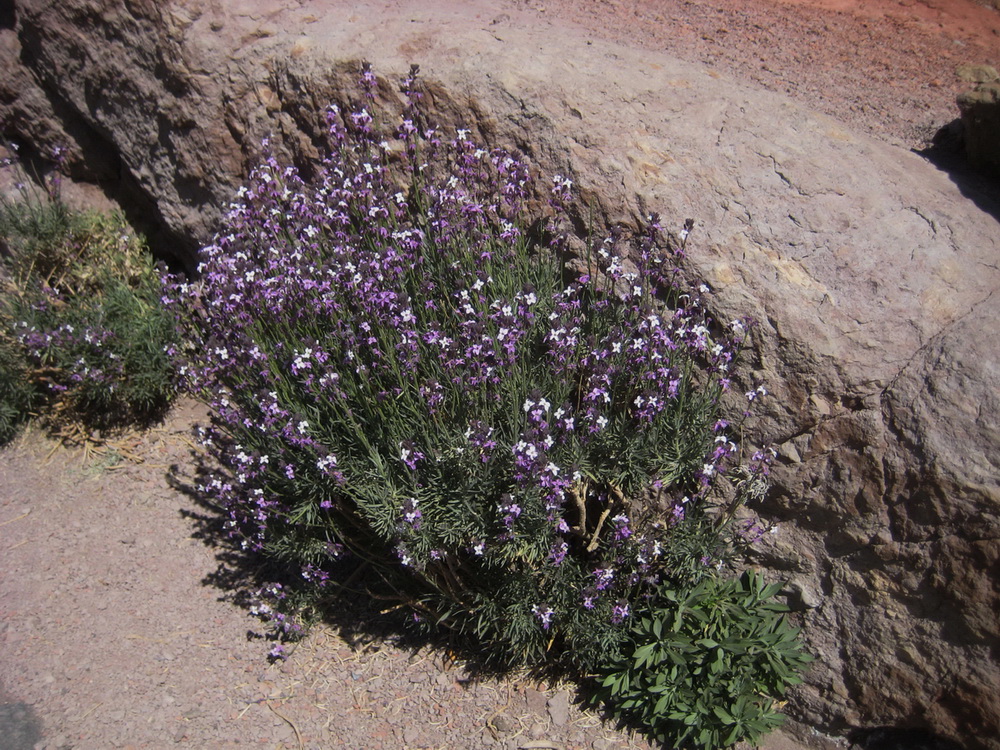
[0,150,178,441]
[0,335,35,443]
[594,570,813,749]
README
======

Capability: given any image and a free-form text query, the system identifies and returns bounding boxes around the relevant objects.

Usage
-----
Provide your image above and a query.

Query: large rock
[2,1,997,748]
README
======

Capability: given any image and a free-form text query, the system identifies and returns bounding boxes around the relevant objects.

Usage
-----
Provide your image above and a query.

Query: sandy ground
[1,1,998,749]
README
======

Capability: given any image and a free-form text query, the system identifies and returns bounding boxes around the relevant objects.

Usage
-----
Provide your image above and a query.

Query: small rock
[786,577,823,609]
[547,690,570,727]
[525,687,547,715]
[435,672,452,687]
[492,713,516,733]
[403,725,421,745]
[529,721,548,739]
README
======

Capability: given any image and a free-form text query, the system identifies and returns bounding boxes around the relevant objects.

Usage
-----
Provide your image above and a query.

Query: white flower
[552,174,572,191]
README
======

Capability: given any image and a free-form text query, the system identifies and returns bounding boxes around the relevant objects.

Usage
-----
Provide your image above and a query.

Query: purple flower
[401,497,422,529]
[611,600,631,624]
[549,541,569,565]
[400,440,424,471]
[498,498,522,529]
[611,514,632,541]
[301,563,330,586]
[593,568,615,591]
[531,604,555,630]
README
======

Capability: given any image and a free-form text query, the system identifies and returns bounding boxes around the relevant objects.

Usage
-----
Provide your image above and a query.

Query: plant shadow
[164,440,559,687]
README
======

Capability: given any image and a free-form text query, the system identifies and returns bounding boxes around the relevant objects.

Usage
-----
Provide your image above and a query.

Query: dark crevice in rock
[0,1,14,31]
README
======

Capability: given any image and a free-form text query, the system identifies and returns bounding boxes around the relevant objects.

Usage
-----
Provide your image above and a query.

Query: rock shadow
[849,726,967,750]
[915,120,1000,225]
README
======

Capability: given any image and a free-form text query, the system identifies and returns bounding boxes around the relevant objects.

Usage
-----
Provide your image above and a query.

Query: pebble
[547,691,570,727]
[525,687,548,715]
[402,725,421,745]
[492,713,516,733]
[435,672,452,687]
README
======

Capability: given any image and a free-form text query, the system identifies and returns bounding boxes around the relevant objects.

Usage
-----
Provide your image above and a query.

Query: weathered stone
[1,2,997,749]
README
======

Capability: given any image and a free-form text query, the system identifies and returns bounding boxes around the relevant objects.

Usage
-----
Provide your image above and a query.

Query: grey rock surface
[1,1,997,748]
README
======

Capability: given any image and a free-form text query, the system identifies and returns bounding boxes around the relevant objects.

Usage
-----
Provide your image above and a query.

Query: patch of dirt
[521,0,1000,149]
[2,2,998,749]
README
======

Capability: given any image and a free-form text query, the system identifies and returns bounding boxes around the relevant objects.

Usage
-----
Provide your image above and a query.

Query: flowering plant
[173,65,774,673]
[0,144,177,438]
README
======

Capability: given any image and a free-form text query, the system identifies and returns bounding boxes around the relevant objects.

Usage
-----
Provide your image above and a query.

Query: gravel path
[1,1,998,749]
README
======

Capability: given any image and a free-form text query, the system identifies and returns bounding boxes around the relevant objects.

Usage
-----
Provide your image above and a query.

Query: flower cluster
[176,65,766,670]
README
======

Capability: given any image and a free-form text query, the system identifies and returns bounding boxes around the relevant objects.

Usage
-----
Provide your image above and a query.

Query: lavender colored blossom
[531,604,555,630]
[611,600,631,624]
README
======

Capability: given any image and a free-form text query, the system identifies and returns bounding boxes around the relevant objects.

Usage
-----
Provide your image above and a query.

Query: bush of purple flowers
[173,66,775,672]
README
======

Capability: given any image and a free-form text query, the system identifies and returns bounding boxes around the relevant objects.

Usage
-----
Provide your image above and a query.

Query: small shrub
[171,65,804,747]
[593,570,813,750]
[0,145,178,438]
[0,332,35,443]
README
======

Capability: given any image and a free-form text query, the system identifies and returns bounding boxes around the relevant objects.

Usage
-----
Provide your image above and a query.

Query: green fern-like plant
[594,570,812,749]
